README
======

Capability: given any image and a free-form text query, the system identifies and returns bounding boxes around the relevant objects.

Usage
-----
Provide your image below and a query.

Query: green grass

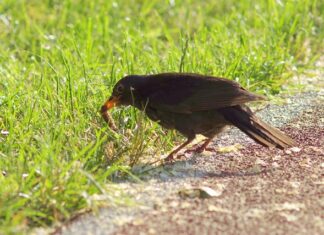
[0,0,323,233]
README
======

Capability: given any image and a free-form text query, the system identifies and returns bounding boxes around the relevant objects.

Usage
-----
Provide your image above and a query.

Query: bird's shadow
[114,154,271,183]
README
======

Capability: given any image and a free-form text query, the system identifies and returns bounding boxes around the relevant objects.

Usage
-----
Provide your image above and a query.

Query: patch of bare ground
[112,103,323,235]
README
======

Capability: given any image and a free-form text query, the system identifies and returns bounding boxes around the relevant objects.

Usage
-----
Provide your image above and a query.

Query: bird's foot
[163,154,175,163]
[188,138,214,153]
[163,152,189,163]
[186,145,214,154]
[196,146,215,153]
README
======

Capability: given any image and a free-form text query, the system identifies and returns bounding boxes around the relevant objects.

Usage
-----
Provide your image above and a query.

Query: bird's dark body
[102,73,295,160]
[145,106,228,139]
[117,73,262,113]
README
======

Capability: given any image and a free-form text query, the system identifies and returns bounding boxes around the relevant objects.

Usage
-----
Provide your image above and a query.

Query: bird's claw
[163,154,175,163]
[191,146,214,153]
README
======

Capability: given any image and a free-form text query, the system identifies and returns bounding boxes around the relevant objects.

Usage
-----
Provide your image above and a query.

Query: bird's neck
[131,94,149,111]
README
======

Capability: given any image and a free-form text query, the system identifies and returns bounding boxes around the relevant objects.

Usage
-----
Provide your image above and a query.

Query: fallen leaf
[199,186,223,198]
[208,205,231,213]
[217,144,243,153]
[178,188,202,199]
[178,185,225,199]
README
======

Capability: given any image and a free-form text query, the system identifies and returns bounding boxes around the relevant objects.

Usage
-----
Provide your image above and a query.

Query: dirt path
[51,86,324,235]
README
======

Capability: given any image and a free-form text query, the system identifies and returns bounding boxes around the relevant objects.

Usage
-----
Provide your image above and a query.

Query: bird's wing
[140,73,265,113]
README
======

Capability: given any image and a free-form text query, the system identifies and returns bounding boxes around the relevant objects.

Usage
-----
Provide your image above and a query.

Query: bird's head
[101,75,146,114]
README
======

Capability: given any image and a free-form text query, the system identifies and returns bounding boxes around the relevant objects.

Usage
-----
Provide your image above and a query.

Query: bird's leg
[164,137,195,162]
[190,138,213,153]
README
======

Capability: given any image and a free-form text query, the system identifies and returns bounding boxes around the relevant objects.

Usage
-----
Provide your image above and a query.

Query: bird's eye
[116,84,124,94]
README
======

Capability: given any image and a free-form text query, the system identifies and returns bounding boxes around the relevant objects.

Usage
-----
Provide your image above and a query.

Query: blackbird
[101,73,295,161]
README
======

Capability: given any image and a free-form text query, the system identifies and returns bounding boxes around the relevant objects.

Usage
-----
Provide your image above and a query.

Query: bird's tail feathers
[219,105,295,149]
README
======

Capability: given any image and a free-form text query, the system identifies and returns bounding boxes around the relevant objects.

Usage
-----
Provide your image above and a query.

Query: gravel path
[51,67,324,235]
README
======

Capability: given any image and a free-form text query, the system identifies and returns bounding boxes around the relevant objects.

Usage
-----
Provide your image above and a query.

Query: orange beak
[101,96,121,114]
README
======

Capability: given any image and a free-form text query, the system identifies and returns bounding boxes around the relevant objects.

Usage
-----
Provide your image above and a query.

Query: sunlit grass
[0,0,323,233]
